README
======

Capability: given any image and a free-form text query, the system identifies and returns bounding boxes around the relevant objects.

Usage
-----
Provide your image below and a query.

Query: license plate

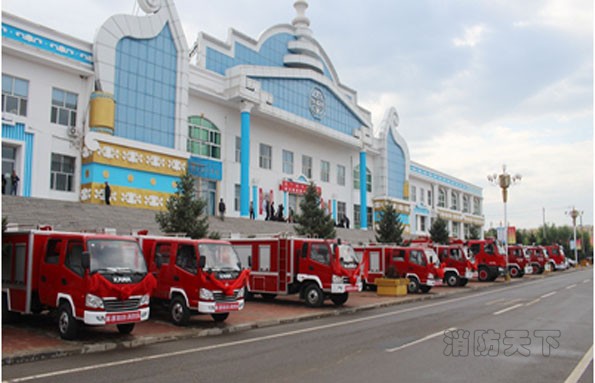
[105,311,141,324]
[215,302,240,312]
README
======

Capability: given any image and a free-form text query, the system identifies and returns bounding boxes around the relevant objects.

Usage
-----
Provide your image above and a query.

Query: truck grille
[213,290,240,302]
[103,298,141,312]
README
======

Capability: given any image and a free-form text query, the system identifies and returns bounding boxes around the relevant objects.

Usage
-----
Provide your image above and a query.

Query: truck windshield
[425,248,440,266]
[88,240,147,274]
[200,243,241,271]
[338,244,358,269]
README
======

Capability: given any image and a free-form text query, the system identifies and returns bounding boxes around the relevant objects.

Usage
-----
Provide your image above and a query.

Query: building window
[235,136,241,163]
[302,155,312,179]
[2,74,28,116]
[420,216,427,232]
[452,221,460,237]
[337,201,346,221]
[411,186,417,202]
[428,190,433,207]
[259,143,272,169]
[353,166,372,192]
[283,150,294,174]
[51,88,78,127]
[187,116,221,159]
[462,195,470,213]
[354,204,360,228]
[438,188,446,208]
[451,191,459,211]
[320,160,330,182]
[234,184,240,211]
[420,188,425,204]
[473,197,481,215]
[337,164,345,186]
[50,153,75,192]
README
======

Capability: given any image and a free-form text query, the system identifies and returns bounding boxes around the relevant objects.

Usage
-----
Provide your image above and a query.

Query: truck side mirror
[199,255,206,269]
[155,254,163,269]
[81,251,91,271]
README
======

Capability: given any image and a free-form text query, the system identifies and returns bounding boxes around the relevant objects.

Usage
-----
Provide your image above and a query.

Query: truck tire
[211,313,229,322]
[303,283,324,307]
[407,277,420,294]
[58,302,79,340]
[537,266,544,274]
[170,296,190,326]
[419,285,432,293]
[458,278,469,287]
[445,272,460,287]
[478,267,490,282]
[509,266,520,278]
[117,323,135,335]
[330,293,349,306]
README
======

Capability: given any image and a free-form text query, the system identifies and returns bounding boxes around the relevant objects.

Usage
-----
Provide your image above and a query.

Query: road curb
[2,268,588,365]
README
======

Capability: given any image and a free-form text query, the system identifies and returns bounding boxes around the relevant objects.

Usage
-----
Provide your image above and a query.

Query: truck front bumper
[198,299,245,314]
[84,306,150,325]
[331,282,362,293]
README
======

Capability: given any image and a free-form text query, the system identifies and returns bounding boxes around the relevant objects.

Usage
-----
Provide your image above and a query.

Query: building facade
[1,0,484,238]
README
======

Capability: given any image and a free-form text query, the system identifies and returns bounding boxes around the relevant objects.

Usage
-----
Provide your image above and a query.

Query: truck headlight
[237,287,245,298]
[85,294,104,309]
[200,288,214,300]
[332,275,344,283]
[139,294,150,306]
[428,273,434,280]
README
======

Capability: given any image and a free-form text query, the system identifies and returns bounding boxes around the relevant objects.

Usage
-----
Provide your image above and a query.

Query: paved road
[3,269,592,383]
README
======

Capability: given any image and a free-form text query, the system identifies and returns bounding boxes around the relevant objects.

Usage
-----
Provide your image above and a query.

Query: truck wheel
[537,266,544,274]
[330,293,349,306]
[407,277,420,294]
[117,323,135,335]
[419,285,432,293]
[211,313,229,323]
[170,296,190,326]
[303,284,324,307]
[509,266,520,278]
[261,293,277,301]
[478,267,489,282]
[458,278,469,287]
[58,302,79,340]
[445,273,460,287]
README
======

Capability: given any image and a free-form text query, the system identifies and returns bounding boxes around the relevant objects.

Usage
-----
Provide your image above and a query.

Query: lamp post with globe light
[488,165,522,281]
[566,207,582,267]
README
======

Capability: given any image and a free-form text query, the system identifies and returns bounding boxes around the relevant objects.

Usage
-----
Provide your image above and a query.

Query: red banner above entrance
[279,180,321,195]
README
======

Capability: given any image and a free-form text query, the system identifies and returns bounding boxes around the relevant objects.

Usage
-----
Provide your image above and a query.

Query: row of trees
[156,173,590,260]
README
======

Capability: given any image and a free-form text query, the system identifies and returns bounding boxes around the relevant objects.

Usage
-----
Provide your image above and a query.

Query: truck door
[152,242,174,299]
[388,248,406,277]
[39,237,64,306]
[408,249,427,282]
[63,239,85,317]
[306,242,333,289]
[172,243,198,302]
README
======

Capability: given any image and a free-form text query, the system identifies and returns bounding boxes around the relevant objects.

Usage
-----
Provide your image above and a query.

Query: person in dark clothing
[343,214,350,229]
[277,204,284,222]
[104,181,111,205]
[2,174,6,194]
[270,202,275,221]
[10,170,19,195]
[218,198,226,221]
[264,199,270,221]
[249,201,255,220]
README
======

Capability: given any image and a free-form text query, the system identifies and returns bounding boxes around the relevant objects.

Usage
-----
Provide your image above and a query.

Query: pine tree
[294,182,336,239]
[429,217,450,244]
[375,203,404,244]
[468,225,480,240]
[155,170,210,239]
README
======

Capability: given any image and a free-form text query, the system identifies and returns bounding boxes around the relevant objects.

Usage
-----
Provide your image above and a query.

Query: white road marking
[2,276,580,382]
[541,291,557,299]
[566,284,577,290]
[493,303,524,316]
[386,327,457,353]
[485,298,505,306]
[525,298,541,306]
[564,345,593,383]
[583,279,590,284]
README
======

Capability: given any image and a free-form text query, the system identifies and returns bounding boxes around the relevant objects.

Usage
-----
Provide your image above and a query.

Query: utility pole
[542,207,546,240]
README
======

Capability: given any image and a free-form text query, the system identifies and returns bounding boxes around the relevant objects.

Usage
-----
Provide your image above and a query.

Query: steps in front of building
[1,196,375,244]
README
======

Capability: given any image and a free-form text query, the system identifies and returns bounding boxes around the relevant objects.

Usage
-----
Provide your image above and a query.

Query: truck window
[485,243,494,254]
[370,250,381,272]
[175,244,197,274]
[392,249,405,262]
[14,244,26,285]
[2,243,13,283]
[258,245,271,271]
[469,243,480,256]
[155,243,171,265]
[310,243,330,265]
[450,248,462,261]
[65,241,84,276]
[410,250,426,266]
[233,245,252,269]
[45,239,62,264]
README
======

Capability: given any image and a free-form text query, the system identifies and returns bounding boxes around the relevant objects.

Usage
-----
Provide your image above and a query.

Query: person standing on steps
[218,198,226,221]
[104,181,111,205]
[10,170,19,195]
[249,201,255,220]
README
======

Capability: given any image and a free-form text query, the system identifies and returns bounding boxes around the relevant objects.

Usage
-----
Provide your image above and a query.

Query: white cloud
[453,25,487,47]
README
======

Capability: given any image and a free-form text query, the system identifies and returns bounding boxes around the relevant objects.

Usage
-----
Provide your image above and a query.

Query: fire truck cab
[544,245,568,271]
[434,243,475,287]
[466,239,506,282]
[506,245,533,278]
[2,228,154,339]
[136,234,249,325]
[230,236,362,307]
[526,246,551,274]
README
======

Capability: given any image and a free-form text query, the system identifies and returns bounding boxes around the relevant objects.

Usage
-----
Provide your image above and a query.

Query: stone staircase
[1,195,376,244]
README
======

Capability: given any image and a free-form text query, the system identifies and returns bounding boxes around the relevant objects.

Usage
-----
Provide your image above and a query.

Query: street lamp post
[567,207,582,267]
[488,165,521,281]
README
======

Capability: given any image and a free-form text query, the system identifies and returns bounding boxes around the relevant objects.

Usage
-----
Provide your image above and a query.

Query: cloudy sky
[3,0,593,230]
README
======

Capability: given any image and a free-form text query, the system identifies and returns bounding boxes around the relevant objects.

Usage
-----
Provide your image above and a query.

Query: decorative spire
[292,0,312,38]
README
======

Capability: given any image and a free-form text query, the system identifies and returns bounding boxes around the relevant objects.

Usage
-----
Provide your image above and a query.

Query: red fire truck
[543,244,569,271]
[466,239,507,282]
[434,243,475,287]
[135,233,249,325]
[229,236,362,307]
[2,227,156,339]
[353,244,440,293]
[506,245,533,278]
[526,245,551,274]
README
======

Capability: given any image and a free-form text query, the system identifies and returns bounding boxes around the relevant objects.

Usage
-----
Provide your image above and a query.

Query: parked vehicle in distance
[543,244,569,271]
[434,242,475,287]
[506,245,533,278]
[136,232,249,325]
[466,239,506,282]
[230,236,362,307]
[2,227,155,339]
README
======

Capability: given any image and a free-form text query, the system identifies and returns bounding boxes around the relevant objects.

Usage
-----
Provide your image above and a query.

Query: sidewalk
[2,277,541,365]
